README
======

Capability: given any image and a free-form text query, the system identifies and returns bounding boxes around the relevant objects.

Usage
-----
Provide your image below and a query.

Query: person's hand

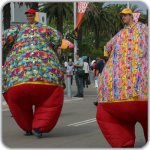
[73,64,76,68]
[2,40,6,47]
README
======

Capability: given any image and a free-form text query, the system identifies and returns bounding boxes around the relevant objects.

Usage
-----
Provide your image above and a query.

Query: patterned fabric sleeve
[105,37,114,56]
[48,27,62,51]
[144,26,148,37]
[105,30,122,56]
[2,24,19,44]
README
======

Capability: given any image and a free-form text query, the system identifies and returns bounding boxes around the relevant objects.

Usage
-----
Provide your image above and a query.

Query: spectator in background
[83,59,89,88]
[93,55,105,106]
[56,47,63,65]
[64,61,68,72]
[93,59,99,88]
[103,56,109,64]
[96,55,105,78]
[73,53,84,97]
[67,62,74,85]
[90,60,96,71]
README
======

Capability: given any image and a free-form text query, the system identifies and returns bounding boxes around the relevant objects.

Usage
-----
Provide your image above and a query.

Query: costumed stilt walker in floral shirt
[2,9,64,138]
[96,8,148,147]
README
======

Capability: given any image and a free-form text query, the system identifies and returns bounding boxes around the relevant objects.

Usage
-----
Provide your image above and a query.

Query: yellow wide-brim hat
[118,8,133,16]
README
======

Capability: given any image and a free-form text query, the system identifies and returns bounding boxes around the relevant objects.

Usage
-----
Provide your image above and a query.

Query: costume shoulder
[37,23,58,31]
[36,22,48,28]
[3,24,20,32]
[136,22,146,28]
[135,22,148,36]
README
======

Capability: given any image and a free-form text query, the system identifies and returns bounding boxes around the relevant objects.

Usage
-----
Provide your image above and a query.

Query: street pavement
[1,77,147,149]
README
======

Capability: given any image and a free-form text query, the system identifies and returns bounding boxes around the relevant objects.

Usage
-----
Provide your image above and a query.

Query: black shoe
[36,132,42,138]
[24,131,34,136]
[78,94,83,97]
[74,94,79,97]
[35,129,43,138]
[122,147,128,148]
[86,85,88,88]
[93,102,98,106]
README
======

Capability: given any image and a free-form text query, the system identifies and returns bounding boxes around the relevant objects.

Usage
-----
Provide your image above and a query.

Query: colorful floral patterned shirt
[98,22,148,103]
[2,22,63,93]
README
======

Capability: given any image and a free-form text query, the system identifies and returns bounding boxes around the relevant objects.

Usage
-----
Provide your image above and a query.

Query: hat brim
[25,12,35,15]
[118,12,133,16]
[118,12,123,16]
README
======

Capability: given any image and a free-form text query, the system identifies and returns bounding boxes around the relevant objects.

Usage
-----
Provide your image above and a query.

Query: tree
[18,2,31,8]
[105,4,126,36]
[83,2,113,49]
[139,13,147,24]
[31,2,39,11]
[18,2,39,11]
[39,2,73,35]
[3,3,10,30]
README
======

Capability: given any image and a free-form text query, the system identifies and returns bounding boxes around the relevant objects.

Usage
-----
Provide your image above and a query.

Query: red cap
[25,9,36,15]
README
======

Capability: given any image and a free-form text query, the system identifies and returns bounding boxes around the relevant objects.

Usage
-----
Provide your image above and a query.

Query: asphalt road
[1,79,147,149]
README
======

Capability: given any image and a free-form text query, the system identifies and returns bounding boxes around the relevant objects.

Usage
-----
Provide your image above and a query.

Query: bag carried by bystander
[76,70,85,77]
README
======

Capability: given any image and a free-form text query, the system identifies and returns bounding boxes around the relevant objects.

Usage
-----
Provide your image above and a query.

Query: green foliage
[90,47,103,60]
[39,2,73,34]
[139,13,147,24]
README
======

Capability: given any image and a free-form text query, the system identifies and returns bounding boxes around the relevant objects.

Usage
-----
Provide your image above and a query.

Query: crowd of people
[59,53,107,99]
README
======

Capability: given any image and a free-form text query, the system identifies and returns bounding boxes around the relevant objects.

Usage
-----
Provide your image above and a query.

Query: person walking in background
[56,47,63,65]
[73,53,84,97]
[64,61,68,72]
[93,59,99,88]
[90,60,96,71]
[103,56,109,64]
[96,8,148,148]
[2,9,64,138]
[83,59,90,88]
[93,55,105,106]
[67,62,74,85]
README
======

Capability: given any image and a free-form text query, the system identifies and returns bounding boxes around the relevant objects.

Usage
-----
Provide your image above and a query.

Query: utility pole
[127,2,130,8]
[74,2,77,64]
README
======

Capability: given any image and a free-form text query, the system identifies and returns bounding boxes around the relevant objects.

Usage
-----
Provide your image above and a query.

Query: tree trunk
[31,2,38,11]
[57,13,63,35]
[3,3,10,30]
[77,26,82,44]
[95,26,99,49]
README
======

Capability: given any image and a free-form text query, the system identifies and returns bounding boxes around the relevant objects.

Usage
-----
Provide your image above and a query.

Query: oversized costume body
[96,22,148,147]
[2,22,64,135]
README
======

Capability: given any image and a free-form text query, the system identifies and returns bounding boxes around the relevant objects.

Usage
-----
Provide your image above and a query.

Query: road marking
[64,98,83,102]
[68,118,96,126]
[84,95,97,97]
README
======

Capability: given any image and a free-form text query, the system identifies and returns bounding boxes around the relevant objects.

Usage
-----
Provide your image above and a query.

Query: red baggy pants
[3,84,64,133]
[96,101,148,148]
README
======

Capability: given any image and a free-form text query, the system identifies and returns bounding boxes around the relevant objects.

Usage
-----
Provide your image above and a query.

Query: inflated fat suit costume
[96,22,148,147]
[2,19,64,137]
